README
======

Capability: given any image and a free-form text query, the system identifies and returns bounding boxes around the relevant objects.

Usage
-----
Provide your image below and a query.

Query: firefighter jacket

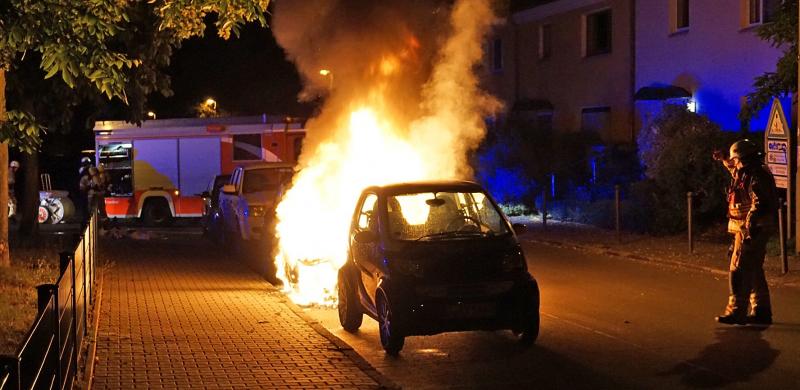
[726,162,778,235]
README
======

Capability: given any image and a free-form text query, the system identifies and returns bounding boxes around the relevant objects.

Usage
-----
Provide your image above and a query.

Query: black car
[337,180,539,355]
[201,174,231,240]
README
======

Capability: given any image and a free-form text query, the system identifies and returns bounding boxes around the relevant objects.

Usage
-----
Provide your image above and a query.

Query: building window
[233,134,263,161]
[585,9,612,57]
[581,107,611,133]
[539,24,552,60]
[491,38,503,71]
[748,0,780,25]
[675,0,689,30]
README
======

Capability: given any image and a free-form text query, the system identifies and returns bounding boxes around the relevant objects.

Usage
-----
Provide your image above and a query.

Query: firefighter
[712,139,778,325]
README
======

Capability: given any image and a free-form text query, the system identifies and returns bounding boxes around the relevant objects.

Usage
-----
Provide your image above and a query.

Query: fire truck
[93,115,306,224]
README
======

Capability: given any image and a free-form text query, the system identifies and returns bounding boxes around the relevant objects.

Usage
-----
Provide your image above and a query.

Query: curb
[278,290,400,390]
[82,266,105,390]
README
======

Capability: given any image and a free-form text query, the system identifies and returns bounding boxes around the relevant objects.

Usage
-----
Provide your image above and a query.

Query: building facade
[485,0,636,144]
[635,0,785,132]
[485,0,787,144]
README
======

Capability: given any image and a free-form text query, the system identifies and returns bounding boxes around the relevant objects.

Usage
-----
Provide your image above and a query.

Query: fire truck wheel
[142,198,173,226]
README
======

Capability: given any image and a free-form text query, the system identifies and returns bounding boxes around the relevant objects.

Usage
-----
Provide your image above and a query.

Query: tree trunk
[0,70,9,267]
[18,150,39,239]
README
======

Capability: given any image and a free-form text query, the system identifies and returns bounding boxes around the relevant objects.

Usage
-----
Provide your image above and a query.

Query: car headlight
[249,205,267,217]
[500,249,525,272]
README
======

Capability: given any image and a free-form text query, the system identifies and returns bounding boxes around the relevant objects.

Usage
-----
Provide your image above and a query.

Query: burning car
[337,180,539,355]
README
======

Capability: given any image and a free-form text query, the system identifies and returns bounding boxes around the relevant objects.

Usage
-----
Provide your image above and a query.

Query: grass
[0,246,60,355]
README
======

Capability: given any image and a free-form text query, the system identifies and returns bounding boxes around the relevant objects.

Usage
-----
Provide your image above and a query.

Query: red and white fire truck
[93,115,306,224]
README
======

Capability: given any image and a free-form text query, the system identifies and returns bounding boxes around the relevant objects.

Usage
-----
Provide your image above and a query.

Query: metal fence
[0,212,98,390]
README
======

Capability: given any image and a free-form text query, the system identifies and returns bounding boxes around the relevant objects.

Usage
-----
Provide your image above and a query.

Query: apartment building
[484,0,636,143]
[636,0,785,131]
[485,0,787,144]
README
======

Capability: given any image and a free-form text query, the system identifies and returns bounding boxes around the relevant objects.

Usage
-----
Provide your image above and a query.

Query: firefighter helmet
[729,139,759,161]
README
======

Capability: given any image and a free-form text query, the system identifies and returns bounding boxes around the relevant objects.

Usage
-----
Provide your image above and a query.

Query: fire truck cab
[93,115,305,225]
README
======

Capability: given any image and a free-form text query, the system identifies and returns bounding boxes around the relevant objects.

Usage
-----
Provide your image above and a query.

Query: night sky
[147,22,312,119]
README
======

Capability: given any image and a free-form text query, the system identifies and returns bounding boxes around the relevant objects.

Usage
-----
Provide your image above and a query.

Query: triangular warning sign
[766,98,789,139]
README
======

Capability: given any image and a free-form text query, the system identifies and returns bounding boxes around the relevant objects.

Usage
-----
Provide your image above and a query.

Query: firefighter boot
[716,295,747,325]
[747,292,772,325]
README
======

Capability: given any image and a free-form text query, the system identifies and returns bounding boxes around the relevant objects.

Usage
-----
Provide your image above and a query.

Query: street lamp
[146,111,156,120]
[205,98,217,110]
[319,69,334,91]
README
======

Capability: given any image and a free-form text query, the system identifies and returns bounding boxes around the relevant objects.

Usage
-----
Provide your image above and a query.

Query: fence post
[541,189,547,230]
[687,192,694,254]
[37,283,60,388]
[0,356,20,390]
[614,185,621,243]
[779,198,788,274]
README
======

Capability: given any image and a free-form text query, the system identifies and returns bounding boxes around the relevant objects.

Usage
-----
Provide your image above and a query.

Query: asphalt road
[304,240,800,389]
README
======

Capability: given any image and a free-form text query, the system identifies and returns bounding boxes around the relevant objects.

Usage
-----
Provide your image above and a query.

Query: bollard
[687,192,694,254]
[615,185,621,243]
[541,189,547,230]
[779,198,788,274]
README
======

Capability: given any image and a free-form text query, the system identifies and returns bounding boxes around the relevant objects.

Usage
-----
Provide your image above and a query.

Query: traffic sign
[766,99,790,189]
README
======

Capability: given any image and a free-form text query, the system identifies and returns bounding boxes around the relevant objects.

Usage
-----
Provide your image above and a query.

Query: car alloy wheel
[337,269,363,333]
[377,294,404,355]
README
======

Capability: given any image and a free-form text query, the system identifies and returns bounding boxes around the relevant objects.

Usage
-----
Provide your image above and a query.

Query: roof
[634,86,692,101]
[94,115,305,131]
[238,162,296,171]
[365,180,486,195]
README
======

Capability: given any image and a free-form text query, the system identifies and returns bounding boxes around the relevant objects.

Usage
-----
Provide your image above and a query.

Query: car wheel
[377,293,404,355]
[515,284,540,347]
[142,198,172,226]
[338,268,363,333]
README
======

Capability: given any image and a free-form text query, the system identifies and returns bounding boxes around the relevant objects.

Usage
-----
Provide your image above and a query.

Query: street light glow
[319,69,331,76]
[146,111,156,120]
[205,98,217,110]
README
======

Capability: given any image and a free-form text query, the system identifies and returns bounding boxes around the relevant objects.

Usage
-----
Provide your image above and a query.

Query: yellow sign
[766,98,789,140]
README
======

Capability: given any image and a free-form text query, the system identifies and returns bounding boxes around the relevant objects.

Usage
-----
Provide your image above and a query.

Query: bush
[635,104,739,234]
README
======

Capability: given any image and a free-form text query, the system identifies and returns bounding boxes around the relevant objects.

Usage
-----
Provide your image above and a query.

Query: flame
[274,0,500,306]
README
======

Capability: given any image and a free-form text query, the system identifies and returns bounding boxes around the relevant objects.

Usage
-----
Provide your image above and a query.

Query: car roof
[238,162,295,171]
[364,180,486,195]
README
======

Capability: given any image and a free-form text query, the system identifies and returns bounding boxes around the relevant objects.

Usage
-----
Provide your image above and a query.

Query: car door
[221,168,241,232]
[351,193,380,304]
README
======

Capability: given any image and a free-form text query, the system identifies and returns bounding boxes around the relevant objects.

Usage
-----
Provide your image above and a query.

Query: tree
[0,0,271,266]
[740,1,797,123]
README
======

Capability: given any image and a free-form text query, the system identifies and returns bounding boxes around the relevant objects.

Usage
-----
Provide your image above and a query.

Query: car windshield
[242,168,292,194]
[387,191,510,241]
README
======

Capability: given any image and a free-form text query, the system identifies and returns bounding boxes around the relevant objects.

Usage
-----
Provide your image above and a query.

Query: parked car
[337,180,539,355]
[219,163,294,243]
[201,174,230,240]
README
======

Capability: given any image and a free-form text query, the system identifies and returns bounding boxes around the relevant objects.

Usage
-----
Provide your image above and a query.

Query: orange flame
[274,0,500,306]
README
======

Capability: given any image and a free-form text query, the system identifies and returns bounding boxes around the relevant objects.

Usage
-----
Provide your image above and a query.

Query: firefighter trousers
[725,228,772,318]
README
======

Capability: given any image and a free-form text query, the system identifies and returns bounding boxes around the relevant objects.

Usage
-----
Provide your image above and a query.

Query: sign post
[764,99,792,250]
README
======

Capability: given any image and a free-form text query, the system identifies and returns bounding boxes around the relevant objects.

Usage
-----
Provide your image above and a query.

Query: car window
[387,191,509,241]
[357,194,378,232]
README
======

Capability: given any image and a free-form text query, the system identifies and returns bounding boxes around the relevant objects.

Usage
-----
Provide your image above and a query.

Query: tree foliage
[740,0,797,123]
[0,0,271,148]
[638,104,738,233]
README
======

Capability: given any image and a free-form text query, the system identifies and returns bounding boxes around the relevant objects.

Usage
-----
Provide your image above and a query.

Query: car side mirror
[512,223,528,235]
[221,184,236,195]
[354,230,378,244]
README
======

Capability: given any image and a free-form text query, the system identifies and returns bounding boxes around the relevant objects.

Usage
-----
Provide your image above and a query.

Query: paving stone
[92,237,379,389]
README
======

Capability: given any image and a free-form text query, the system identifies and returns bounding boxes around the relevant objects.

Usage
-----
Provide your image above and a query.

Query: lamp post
[319,69,334,91]
[205,98,217,111]
[146,111,156,120]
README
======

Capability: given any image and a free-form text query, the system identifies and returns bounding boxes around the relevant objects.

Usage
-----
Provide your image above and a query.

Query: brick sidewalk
[91,236,382,389]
